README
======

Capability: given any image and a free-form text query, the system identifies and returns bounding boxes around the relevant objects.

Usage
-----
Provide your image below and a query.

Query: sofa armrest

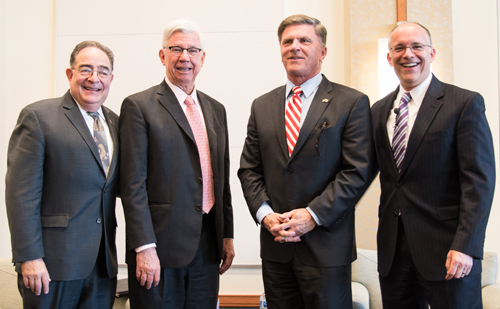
[482,284,500,309]
[352,282,369,309]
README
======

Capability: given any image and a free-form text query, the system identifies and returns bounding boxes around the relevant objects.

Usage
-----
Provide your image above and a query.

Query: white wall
[1,0,55,260]
[452,0,500,282]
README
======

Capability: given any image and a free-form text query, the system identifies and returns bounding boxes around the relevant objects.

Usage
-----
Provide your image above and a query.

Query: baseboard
[219,295,260,307]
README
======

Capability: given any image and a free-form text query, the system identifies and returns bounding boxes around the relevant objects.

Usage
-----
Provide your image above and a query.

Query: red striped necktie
[285,86,303,156]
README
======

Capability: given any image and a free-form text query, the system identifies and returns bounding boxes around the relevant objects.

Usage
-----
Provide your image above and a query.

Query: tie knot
[87,111,99,119]
[400,92,411,105]
[185,96,195,106]
[292,86,303,96]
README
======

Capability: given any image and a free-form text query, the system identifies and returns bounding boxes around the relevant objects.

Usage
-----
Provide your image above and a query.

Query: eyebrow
[79,64,110,71]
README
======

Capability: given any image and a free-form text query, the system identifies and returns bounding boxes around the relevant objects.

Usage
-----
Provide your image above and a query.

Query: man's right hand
[21,258,51,296]
[262,213,290,238]
[136,247,161,289]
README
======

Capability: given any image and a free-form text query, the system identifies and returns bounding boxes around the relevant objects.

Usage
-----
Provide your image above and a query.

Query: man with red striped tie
[238,14,374,309]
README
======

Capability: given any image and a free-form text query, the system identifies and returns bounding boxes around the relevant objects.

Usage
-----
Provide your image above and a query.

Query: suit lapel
[272,86,289,158]
[101,106,118,180]
[62,91,104,172]
[156,80,196,144]
[291,77,333,159]
[378,87,400,176]
[399,75,443,175]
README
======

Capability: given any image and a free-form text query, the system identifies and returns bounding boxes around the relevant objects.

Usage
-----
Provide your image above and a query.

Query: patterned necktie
[87,112,110,175]
[185,96,215,213]
[285,86,303,156]
[392,92,411,172]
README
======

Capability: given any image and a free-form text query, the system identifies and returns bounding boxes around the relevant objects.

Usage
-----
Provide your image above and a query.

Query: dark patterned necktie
[87,112,110,175]
[392,92,411,172]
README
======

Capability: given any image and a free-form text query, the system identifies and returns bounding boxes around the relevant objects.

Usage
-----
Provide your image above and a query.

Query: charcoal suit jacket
[371,75,495,280]
[6,90,119,281]
[238,75,373,267]
[119,80,233,267]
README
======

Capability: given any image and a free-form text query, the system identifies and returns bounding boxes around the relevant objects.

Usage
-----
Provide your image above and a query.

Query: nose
[88,70,100,82]
[179,49,190,61]
[290,39,300,51]
[402,46,415,57]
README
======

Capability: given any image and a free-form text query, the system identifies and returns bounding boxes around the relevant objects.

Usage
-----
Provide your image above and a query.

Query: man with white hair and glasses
[119,19,234,308]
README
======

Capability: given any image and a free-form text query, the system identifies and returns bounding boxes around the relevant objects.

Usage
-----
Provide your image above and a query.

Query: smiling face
[160,31,205,95]
[280,24,327,86]
[65,47,113,112]
[387,23,435,91]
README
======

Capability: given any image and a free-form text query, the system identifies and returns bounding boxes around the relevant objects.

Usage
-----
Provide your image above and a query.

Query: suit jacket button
[195,206,202,211]
[96,218,102,224]
[286,168,294,175]
[197,178,202,184]
[396,182,403,187]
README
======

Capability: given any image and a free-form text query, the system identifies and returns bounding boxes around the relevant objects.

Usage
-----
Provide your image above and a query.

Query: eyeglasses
[390,43,432,54]
[166,46,202,57]
[74,66,111,78]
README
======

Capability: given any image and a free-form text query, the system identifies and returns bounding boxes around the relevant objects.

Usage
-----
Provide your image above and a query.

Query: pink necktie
[185,96,215,213]
[285,86,303,156]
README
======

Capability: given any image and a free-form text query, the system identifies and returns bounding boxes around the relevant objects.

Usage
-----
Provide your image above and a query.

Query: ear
[159,49,166,66]
[387,52,393,67]
[200,51,206,67]
[65,68,74,82]
[319,46,327,62]
[429,47,436,63]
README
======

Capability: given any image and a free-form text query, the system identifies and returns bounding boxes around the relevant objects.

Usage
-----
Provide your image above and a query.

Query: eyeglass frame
[389,43,432,54]
[165,45,203,57]
[73,65,112,79]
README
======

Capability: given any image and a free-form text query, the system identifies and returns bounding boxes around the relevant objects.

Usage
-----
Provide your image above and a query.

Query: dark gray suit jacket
[6,90,119,281]
[119,80,233,268]
[238,75,373,267]
[371,75,495,280]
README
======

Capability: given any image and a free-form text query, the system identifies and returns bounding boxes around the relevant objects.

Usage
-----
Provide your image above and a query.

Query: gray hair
[162,19,205,50]
[69,40,114,71]
[278,14,327,47]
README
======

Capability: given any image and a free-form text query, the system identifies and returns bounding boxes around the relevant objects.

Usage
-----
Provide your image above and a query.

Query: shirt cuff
[256,202,274,224]
[306,207,323,226]
[135,243,156,253]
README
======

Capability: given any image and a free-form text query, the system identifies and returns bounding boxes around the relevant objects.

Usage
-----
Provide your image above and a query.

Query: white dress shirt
[386,73,433,146]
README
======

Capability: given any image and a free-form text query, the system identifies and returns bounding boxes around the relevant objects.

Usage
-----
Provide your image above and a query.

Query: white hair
[162,19,205,50]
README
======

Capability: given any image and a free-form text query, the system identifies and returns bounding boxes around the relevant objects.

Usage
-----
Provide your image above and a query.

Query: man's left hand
[445,250,473,280]
[220,238,235,275]
[270,208,317,243]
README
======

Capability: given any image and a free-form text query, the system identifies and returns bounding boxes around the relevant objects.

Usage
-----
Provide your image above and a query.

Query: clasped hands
[263,208,317,243]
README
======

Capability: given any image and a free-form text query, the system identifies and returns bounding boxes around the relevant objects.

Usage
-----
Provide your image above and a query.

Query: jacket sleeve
[6,107,46,263]
[451,92,495,259]
[119,96,158,250]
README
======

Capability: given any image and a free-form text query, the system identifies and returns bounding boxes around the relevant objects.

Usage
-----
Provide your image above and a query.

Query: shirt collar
[71,96,104,117]
[396,73,433,107]
[286,73,323,99]
[165,76,200,106]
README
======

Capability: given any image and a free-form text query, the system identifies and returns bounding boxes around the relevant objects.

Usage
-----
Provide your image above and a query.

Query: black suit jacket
[371,75,495,280]
[6,91,119,281]
[238,75,373,267]
[119,80,233,268]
